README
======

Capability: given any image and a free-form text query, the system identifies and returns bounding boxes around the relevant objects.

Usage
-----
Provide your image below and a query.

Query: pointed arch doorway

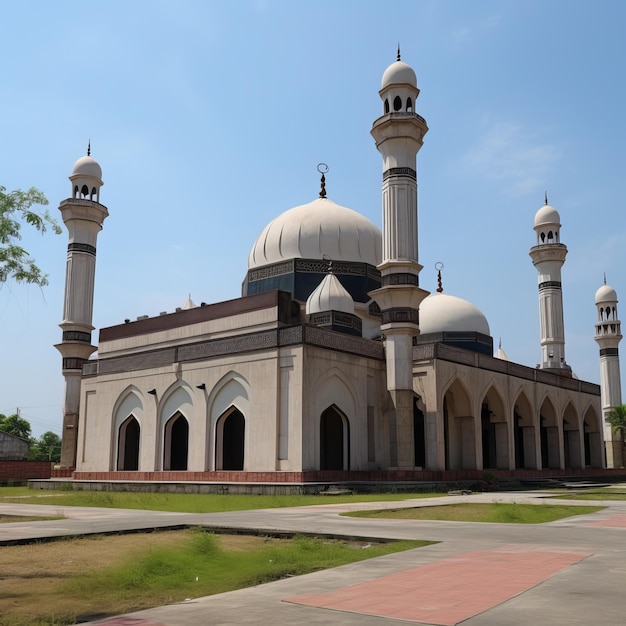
[320,406,349,471]
[216,408,245,471]
[164,413,189,470]
[117,416,140,471]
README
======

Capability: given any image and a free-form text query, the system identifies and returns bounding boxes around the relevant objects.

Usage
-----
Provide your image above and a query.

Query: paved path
[2,490,626,625]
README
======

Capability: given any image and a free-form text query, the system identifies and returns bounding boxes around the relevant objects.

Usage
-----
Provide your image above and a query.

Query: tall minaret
[55,147,108,468]
[529,197,571,374]
[369,49,430,467]
[594,279,623,467]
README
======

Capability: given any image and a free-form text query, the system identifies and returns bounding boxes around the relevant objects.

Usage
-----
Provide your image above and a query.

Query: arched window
[117,416,140,471]
[393,95,402,111]
[384,98,389,114]
[73,185,79,199]
[406,97,413,112]
[164,413,189,470]
[90,187,97,200]
[320,406,349,470]
[216,408,245,470]
[81,184,89,198]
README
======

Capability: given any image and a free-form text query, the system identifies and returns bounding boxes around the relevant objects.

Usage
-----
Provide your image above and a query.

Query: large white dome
[248,197,382,269]
[419,293,490,335]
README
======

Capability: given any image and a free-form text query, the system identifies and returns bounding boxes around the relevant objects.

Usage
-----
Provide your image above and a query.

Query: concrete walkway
[2,490,626,625]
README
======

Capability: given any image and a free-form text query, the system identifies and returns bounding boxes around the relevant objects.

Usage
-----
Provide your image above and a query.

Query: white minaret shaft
[369,51,429,468]
[594,281,622,467]
[55,150,108,468]
[529,199,570,373]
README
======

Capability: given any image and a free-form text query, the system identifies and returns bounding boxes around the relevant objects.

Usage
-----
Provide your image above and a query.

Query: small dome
[181,295,196,310]
[534,203,560,228]
[306,274,354,315]
[595,284,618,304]
[248,197,382,269]
[381,60,417,89]
[72,155,102,180]
[419,293,490,335]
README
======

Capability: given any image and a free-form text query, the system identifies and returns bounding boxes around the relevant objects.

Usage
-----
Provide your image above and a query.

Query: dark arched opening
[81,184,89,198]
[413,398,426,468]
[221,409,245,470]
[384,98,389,114]
[117,416,140,470]
[406,96,413,112]
[165,413,189,470]
[320,406,348,470]
[393,95,402,111]
[481,403,496,469]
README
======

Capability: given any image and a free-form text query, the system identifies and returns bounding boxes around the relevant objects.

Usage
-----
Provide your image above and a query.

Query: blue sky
[1,0,625,438]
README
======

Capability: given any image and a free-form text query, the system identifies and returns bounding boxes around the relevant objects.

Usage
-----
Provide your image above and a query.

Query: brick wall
[0,461,51,480]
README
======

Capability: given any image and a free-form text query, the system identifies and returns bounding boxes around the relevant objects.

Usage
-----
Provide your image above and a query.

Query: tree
[29,431,62,463]
[0,186,61,286]
[606,404,626,442]
[0,413,32,440]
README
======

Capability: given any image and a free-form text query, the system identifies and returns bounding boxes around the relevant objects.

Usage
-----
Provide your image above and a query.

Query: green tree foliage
[0,413,32,440]
[29,431,62,462]
[0,186,61,286]
[607,404,626,440]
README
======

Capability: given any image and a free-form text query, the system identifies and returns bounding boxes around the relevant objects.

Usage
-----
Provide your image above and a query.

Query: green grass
[0,487,442,513]
[556,490,626,501]
[0,529,432,626]
[70,531,428,601]
[343,502,604,523]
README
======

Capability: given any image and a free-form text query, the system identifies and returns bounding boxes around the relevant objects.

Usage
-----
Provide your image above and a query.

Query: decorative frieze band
[383,167,417,181]
[381,307,419,325]
[62,330,92,343]
[382,273,419,287]
[538,281,562,291]
[68,242,96,256]
[247,259,381,282]
[600,347,620,357]
[63,357,87,370]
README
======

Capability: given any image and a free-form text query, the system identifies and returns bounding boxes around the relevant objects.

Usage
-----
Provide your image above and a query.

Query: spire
[397,43,401,61]
[317,163,328,198]
[87,139,91,157]
[544,191,548,205]
[435,262,444,293]
[604,272,607,285]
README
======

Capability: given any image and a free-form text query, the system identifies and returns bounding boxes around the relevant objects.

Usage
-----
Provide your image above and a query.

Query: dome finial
[435,262,444,293]
[604,272,607,285]
[317,163,329,199]
[397,43,401,62]
[544,191,548,206]
[87,139,91,157]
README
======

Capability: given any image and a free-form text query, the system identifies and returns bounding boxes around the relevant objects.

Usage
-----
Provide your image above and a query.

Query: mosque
[54,52,624,484]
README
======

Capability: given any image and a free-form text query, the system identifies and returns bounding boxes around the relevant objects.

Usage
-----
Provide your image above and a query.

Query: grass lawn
[343,502,604,523]
[556,490,626,501]
[0,528,430,626]
[0,486,443,513]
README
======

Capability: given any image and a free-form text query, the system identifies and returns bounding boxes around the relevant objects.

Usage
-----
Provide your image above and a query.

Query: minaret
[594,279,623,467]
[55,147,108,468]
[529,196,571,374]
[369,49,430,468]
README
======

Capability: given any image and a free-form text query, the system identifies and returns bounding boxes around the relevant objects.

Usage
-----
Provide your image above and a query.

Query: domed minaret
[529,196,571,374]
[369,49,430,467]
[595,279,623,467]
[55,147,108,468]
